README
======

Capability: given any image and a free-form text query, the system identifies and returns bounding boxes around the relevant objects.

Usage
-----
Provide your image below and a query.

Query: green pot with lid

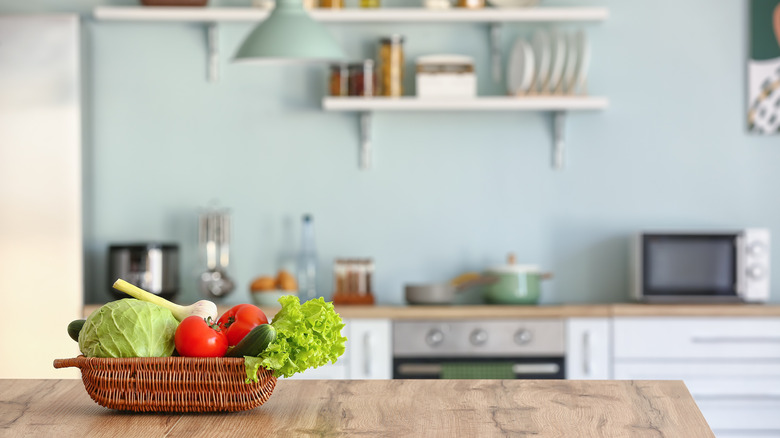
[482,254,552,305]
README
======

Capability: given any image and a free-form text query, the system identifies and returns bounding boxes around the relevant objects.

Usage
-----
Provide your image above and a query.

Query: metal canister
[378,35,405,97]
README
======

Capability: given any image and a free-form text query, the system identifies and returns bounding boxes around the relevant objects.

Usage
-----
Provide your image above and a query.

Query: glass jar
[456,0,484,8]
[348,60,377,97]
[319,0,343,8]
[329,63,350,97]
[378,35,405,97]
[360,0,380,7]
[333,258,375,305]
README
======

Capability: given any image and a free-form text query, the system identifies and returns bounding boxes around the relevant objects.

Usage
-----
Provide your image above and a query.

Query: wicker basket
[53,356,277,413]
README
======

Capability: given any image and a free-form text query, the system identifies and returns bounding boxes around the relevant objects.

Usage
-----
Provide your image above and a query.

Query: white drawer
[614,318,780,359]
[614,362,780,398]
[698,399,780,433]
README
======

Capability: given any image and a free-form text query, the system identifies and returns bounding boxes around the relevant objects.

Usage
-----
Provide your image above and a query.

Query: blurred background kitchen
[3,0,780,394]
[5,0,778,308]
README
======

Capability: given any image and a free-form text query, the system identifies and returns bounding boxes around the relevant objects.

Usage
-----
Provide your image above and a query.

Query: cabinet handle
[582,330,591,376]
[363,331,372,377]
[691,336,780,344]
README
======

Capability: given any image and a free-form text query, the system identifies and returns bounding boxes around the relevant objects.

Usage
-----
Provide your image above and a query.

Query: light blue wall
[3,0,779,305]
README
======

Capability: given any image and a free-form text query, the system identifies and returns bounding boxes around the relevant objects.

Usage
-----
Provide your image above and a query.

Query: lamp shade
[234,0,345,63]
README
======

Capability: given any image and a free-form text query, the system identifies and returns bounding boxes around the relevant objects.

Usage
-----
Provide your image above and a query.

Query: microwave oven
[632,229,771,302]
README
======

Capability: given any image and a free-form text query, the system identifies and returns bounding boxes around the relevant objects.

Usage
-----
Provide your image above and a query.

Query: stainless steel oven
[392,319,565,379]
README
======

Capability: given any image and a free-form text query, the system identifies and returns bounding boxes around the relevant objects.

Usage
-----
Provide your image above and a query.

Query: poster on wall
[748,0,780,134]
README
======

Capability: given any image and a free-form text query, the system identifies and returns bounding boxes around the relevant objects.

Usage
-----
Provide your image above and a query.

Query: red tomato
[175,316,228,357]
[217,304,269,346]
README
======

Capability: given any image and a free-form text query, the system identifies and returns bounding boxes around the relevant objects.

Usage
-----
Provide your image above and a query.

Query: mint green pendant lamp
[234,0,345,63]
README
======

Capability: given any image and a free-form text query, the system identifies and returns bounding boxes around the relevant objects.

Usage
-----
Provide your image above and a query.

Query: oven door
[640,233,741,301]
[393,357,565,379]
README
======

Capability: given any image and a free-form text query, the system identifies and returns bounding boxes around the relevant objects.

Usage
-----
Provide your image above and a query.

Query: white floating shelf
[93,6,609,23]
[322,96,609,111]
[323,97,608,171]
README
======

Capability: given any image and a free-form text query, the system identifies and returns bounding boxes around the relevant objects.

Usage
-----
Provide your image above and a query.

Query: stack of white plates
[506,29,590,96]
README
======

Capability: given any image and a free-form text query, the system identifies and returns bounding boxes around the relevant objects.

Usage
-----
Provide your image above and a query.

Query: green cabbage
[245,296,347,381]
[78,298,178,358]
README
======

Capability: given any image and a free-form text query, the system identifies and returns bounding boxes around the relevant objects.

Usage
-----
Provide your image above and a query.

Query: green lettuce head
[78,298,178,358]
[246,296,347,380]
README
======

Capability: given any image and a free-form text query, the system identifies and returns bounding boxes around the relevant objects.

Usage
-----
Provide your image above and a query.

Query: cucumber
[67,319,86,342]
[226,324,276,358]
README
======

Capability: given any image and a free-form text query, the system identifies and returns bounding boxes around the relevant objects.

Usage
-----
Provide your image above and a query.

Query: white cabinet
[286,318,392,380]
[348,319,392,380]
[565,318,611,380]
[614,317,780,437]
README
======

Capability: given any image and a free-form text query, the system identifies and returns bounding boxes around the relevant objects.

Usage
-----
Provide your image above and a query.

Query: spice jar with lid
[329,63,350,97]
[348,60,377,97]
[378,35,405,97]
[319,0,343,8]
[456,0,484,8]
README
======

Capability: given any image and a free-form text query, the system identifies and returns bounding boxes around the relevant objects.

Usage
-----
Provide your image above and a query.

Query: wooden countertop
[1,379,713,437]
[83,303,780,319]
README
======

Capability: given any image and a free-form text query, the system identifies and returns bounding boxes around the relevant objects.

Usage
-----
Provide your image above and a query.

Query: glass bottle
[297,214,318,302]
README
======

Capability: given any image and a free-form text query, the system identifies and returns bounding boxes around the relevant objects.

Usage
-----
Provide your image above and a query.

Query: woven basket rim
[53,355,277,413]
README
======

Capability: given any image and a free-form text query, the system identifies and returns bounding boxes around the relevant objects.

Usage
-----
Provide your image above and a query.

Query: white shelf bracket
[206,22,219,82]
[489,22,503,84]
[552,111,566,170]
[359,111,373,170]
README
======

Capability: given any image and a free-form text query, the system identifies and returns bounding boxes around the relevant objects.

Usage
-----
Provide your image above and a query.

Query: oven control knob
[748,242,767,257]
[747,264,766,280]
[469,329,488,346]
[514,329,532,345]
[425,329,445,347]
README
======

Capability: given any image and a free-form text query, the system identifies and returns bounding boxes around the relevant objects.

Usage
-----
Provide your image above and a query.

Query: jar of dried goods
[319,0,343,8]
[378,35,405,97]
[329,63,350,96]
[348,60,377,97]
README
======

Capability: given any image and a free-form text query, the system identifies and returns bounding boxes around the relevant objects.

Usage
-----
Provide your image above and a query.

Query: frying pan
[405,276,496,305]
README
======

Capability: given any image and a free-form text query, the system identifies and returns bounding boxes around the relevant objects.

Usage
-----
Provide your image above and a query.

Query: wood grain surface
[1,379,713,437]
[83,303,780,320]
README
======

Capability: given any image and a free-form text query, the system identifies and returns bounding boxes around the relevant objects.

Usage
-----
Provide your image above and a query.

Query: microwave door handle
[736,234,746,295]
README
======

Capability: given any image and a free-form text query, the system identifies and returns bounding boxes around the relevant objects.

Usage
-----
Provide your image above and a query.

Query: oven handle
[396,363,561,377]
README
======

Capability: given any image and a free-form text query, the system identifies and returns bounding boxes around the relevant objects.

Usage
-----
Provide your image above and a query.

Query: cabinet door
[348,319,392,380]
[565,318,611,380]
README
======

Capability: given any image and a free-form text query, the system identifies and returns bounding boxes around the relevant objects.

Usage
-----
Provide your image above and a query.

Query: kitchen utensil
[482,254,552,305]
[405,275,496,305]
[561,31,579,94]
[531,29,551,93]
[198,209,235,299]
[547,28,566,94]
[506,37,534,96]
[108,243,179,300]
[573,30,590,95]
